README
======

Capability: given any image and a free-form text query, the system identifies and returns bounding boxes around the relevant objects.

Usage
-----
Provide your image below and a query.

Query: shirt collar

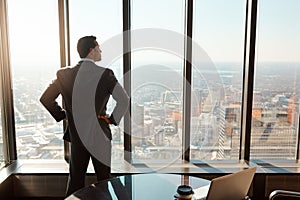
[80,58,95,63]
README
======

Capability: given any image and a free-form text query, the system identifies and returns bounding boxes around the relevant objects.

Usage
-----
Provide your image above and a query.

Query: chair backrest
[205,167,256,200]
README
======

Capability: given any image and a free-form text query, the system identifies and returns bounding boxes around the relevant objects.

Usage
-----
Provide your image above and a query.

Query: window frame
[0,0,17,166]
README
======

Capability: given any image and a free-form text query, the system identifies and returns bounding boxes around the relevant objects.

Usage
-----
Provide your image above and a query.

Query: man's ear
[86,48,93,58]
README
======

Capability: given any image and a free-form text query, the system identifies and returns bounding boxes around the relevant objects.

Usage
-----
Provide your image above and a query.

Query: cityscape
[1,62,299,163]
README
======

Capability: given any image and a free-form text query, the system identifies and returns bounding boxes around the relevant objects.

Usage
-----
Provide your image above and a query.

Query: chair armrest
[269,190,300,200]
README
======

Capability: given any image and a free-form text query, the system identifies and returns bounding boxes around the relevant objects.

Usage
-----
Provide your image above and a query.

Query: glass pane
[7,0,62,160]
[251,0,300,161]
[191,0,246,161]
[131,0,184,163]
[69,0,123,164]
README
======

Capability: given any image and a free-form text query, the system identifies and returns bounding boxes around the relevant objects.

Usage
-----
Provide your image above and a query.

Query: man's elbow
[116,95,130,113]
[121,95,130,112]
[39,95,47,106]
[40,93,52,107]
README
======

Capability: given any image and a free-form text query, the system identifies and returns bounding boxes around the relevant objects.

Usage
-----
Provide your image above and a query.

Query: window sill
[0,159,299,178]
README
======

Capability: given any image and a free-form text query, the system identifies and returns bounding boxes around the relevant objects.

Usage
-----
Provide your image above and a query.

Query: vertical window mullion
[123,0,132,163]
[0,0,17,164]
[65,0,70,67]
[58,0,71,163]
[182,0,193,161]
[240,0,258,161]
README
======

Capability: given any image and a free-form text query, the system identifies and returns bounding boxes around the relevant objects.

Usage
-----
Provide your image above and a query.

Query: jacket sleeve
[40,79,66,122]
[105,69,129,125]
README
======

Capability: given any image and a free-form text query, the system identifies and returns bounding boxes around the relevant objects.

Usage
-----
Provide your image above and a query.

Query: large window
[7,0,62,159]
[69,0,123,163]
[2,0,300,165]
[191,0,246,161]
[251,0,300,161]
[131,0,185,163]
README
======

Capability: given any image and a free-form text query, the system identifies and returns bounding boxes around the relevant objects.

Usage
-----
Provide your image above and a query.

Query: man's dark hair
[77,36,98,58]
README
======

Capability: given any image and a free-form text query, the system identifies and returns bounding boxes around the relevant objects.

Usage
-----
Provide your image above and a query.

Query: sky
[256,0,300,62]
[6,0,300,71]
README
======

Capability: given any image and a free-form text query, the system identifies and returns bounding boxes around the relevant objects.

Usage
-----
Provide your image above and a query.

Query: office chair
[269,190,300,200]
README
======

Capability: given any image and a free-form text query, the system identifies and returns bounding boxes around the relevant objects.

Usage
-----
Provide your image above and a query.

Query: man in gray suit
[40,35,129,196]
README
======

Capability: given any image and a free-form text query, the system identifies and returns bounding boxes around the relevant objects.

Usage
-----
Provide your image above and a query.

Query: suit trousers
[66,141,111,197]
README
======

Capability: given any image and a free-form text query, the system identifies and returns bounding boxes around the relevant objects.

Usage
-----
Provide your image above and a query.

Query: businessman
[40,35,129,196]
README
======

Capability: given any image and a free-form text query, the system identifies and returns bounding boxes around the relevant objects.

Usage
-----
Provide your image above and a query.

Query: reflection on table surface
[66,173,211,200]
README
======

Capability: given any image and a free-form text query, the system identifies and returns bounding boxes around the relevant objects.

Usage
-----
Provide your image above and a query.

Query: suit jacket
[40,60,129,146]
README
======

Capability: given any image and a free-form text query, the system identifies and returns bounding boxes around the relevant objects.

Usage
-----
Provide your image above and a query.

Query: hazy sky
[257,0,300,62]
[6,0,300,71]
